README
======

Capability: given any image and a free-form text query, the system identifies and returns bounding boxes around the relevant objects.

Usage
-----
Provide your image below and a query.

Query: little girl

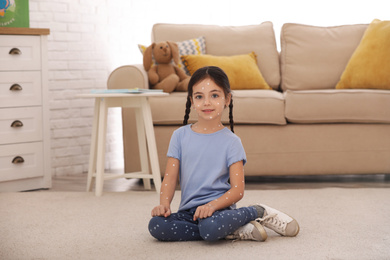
[149,66,299,242]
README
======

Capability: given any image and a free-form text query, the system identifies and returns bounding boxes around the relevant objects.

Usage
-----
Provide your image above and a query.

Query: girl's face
[191,78,231,122]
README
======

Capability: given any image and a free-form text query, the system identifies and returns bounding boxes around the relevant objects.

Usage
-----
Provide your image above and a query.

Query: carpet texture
[1,188,389,260]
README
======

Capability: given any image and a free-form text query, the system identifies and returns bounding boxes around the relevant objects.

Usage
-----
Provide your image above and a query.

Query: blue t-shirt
[167,124,247,211]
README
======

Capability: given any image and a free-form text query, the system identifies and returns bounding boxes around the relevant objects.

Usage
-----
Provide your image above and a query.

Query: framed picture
[0,0,29,28]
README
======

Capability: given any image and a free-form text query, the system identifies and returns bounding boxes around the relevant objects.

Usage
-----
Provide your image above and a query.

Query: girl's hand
[193,204,216,221]
[151,205,171,218]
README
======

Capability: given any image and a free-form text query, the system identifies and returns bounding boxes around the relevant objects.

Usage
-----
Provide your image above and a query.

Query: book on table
[90,88,163,94]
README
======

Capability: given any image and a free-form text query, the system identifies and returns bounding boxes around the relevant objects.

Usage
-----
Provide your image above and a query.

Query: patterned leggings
[148,206,258,241]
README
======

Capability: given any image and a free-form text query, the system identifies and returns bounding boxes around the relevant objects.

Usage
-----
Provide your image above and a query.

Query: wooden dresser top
[0,27,50,35]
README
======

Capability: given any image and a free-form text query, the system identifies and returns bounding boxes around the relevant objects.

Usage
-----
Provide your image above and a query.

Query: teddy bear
[143,41,190,93]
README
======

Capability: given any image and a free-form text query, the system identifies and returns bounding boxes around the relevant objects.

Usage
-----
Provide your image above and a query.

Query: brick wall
[30,0,128,176]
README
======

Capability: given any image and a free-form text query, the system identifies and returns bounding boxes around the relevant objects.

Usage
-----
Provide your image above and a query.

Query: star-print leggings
[148,206,258,241]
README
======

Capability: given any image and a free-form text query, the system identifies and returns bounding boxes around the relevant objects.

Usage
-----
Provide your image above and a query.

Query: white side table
[78,92,168,196]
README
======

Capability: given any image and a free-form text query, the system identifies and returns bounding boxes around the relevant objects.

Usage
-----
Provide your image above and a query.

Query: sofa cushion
[150,90,286,125]
[181,52,271,90]
[285,89,390,123]
[336,19,390,90]
[280,23,368,91]
[152,22,280,90]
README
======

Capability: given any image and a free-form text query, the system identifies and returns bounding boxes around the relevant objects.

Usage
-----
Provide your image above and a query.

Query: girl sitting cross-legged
[148,66,300,242]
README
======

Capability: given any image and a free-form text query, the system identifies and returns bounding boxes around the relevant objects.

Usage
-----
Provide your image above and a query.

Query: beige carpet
[1,188,389,260]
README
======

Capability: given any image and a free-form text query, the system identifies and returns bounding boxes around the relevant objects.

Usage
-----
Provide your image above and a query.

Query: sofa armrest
[107,64,149,89]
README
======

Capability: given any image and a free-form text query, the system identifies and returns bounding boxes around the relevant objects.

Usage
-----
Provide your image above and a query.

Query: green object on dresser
[0,0,29,28]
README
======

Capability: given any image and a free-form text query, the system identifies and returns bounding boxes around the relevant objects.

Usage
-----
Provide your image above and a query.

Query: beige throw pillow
[280,23,368,91]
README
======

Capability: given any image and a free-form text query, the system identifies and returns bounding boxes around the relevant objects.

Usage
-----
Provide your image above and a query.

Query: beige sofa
[107,22,390,177]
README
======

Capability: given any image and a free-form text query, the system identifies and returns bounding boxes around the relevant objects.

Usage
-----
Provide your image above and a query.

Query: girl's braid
[183,96,192,125]
[229,98,234,133]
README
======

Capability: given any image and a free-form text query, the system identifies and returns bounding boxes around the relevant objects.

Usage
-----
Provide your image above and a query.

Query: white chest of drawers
[0,28,51,191]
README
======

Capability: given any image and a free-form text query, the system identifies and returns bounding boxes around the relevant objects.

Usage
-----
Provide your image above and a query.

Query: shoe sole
[250,221,268,241]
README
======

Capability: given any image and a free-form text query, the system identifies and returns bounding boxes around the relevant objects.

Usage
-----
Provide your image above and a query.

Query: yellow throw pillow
[336,19,390,90]
[181,52,271,90]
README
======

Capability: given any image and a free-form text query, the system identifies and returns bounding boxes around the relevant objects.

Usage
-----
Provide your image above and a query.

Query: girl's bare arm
[151,157,180,217]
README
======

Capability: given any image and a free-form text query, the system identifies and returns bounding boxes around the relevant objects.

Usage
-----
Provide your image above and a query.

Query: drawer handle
[11,120,24,128]
[10,84,23,91]
[9,48,22,55]
[12,156,25,164]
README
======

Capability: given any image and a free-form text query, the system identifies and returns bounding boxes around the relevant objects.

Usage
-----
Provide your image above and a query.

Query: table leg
[141,97,162,193]
[86,98,100,192]
[95,98,108,196]
[134,107,151,190]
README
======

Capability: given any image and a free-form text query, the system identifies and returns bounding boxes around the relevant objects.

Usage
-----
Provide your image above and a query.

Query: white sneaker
[225,221,267,242]
[256,204,300,237]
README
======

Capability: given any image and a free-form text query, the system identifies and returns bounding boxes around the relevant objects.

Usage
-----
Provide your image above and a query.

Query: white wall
[29,0,388,176]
